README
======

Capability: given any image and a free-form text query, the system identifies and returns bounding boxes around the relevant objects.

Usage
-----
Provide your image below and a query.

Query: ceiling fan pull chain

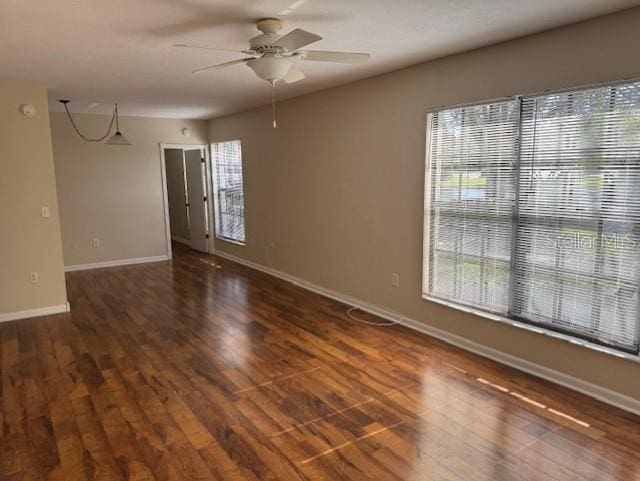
[271,81,277,129]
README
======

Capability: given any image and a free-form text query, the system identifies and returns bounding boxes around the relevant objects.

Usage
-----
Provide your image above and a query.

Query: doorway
[160,144,211,257]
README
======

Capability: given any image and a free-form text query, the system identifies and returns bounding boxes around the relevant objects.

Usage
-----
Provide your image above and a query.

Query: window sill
[215,236,246,247]
[423,295,640,364]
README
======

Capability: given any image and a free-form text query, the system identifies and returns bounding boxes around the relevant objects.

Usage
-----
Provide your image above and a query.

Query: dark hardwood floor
[2,242,640,481]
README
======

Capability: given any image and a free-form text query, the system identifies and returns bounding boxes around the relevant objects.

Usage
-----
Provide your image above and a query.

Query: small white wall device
[19,104,36,117]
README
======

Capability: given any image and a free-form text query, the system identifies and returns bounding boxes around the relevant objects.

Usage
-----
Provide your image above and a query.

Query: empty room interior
[3,1,640,479]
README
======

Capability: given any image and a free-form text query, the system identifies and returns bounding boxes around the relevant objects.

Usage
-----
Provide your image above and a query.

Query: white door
[184,148,208,252]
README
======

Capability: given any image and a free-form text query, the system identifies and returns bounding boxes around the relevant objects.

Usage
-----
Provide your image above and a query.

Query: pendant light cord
[60,100,116,142]
[115,103,121,132]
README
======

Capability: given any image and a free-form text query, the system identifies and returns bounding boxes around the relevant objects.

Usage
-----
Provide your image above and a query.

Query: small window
[211,140,246,244]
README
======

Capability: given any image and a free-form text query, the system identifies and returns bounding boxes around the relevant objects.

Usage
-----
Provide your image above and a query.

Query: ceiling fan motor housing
[250,18,284,52]
[249,33,280,51]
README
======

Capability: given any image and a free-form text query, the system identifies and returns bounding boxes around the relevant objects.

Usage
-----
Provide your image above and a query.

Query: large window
[424,80,640,354]
[211,140,246,244]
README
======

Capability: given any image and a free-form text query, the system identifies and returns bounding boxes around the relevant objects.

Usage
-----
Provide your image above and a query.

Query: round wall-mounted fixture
[19,104,36,118]
[181,128,191,137]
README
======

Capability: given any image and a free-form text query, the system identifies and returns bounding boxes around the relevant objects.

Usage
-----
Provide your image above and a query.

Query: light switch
[41,206,50,218]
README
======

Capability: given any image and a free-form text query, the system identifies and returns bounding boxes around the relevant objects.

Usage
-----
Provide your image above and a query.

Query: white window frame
[423,79,640,361]
[210,139,246,245]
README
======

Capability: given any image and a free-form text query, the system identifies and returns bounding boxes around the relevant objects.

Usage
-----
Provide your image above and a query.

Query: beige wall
[0,82,68,314]
[50,113,207,266]
[164,148,190,242]
[209,8,640,401]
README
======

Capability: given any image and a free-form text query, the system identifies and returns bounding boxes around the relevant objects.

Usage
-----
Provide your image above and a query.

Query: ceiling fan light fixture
[246,54,293,83]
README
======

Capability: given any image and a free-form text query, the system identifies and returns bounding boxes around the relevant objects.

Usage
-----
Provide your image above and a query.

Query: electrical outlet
[30,272,39,284]
[92,238,100,248]
[391,273,400,287]
[41,206,50,218]
[71,241,79,250]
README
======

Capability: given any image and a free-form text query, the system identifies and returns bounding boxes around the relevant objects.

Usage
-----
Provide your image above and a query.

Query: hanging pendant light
[59,100,131,145]
[106,104,131,145]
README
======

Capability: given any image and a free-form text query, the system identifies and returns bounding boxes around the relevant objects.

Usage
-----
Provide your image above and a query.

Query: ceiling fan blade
[299,50,370,64]
[174,43,250,54]
[283,64,306,84]
[192,58,252,74]
[273,28,322,52]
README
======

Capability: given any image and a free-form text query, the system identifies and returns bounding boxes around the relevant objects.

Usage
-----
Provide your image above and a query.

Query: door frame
[159,143,212,259]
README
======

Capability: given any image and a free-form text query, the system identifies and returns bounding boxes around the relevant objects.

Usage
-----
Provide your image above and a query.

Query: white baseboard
[212,250,640,417]
[171,236,191,246]
[0,302,70,323]
[65,255,169,272]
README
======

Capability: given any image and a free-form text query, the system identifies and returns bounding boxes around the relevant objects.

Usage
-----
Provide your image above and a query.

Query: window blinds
[425,80,640,353]
[211,140,246,243]
[514,83,640,351]
[425,100,519,314]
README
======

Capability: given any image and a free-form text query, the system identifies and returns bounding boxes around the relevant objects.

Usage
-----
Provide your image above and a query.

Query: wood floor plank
[2,321,30,477]
[17,320,61,480]
[2,241,639,481]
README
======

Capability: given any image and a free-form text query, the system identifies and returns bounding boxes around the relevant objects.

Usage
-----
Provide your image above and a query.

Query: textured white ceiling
[1,0,638,119]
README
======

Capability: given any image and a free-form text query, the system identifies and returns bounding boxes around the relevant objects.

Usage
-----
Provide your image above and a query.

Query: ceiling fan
[174,18,370,85]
